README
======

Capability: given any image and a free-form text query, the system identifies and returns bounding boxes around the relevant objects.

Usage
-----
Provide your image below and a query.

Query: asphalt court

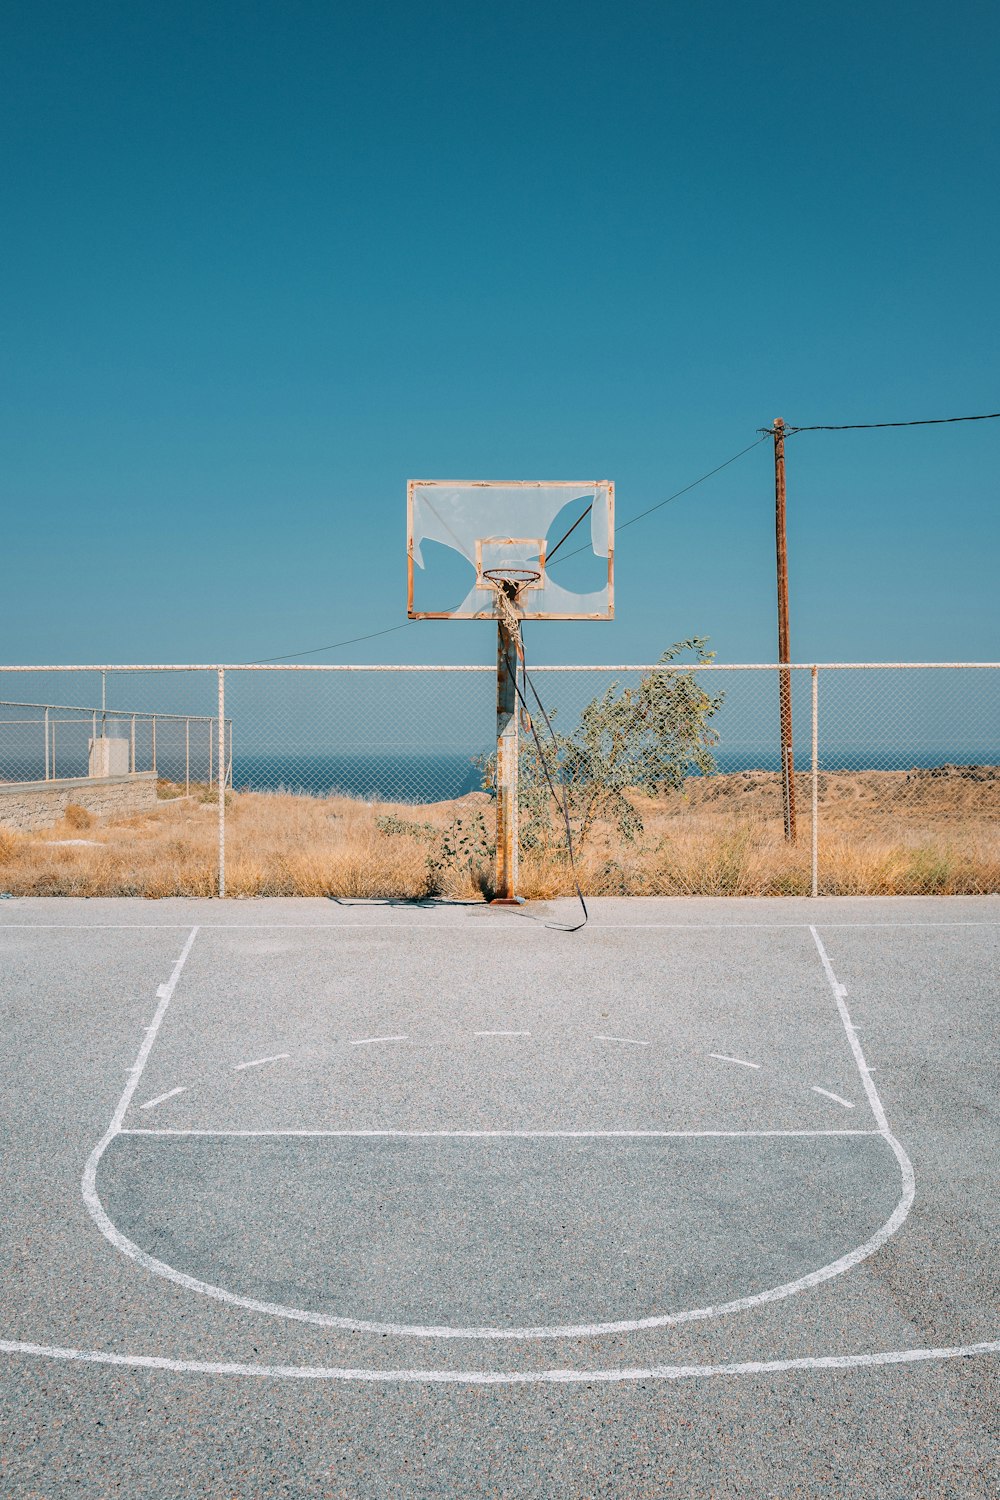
[94,920,904,1336]
[1,897,997,1495]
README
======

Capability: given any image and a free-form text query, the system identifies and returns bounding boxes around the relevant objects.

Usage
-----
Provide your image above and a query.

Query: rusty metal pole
[774,417,797,842]
[493,619,519,901]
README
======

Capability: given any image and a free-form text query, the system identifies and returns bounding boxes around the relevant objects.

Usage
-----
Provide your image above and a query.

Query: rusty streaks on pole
[493,614,519,901]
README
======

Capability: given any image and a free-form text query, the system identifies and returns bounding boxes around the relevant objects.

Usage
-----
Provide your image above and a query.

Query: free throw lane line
[809,927,888,1133]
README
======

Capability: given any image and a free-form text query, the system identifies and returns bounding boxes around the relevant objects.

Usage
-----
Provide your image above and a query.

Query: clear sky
[2,0,997,667]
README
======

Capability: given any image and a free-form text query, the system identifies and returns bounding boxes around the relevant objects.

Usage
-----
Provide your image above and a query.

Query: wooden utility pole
[773,417,797,842]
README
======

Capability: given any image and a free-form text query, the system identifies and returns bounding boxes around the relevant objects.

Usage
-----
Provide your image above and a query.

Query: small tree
[484,638,724,846]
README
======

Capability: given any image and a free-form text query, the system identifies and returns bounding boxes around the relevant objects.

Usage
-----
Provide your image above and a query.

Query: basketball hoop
[481,568,538,642]
[480,567,542,593]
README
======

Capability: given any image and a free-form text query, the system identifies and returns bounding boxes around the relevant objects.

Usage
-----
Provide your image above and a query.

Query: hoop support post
[493,616,520,901]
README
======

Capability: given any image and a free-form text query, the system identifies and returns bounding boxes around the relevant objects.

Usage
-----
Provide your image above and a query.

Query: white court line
[810,927,888,1134]
[99,927,198,1137]
[81,927,198,1249]
[78,922,918,1343]
[594,1035,649,1046]
[1,1336,997,1385]
[475,1030,531,1037]
[812,1087,855,1109]
[349,1035,408,1046]
[709,1053,761,1069]
[5,912,1000,924]
[120,1127,879,1139]
[138,1087,187,1112]
[233,1054,289,1071]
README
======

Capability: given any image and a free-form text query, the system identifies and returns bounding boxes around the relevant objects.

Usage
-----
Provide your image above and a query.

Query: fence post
[811,666,819,898]
[217,669,226,898]
[151,716,157,776]
[185,719,190,796]
[130,714,136,774]
[44,708,50,780]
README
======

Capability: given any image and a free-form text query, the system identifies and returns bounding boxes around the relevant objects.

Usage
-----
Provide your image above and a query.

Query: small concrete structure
[89,736,130,778]
[0,772,157,832]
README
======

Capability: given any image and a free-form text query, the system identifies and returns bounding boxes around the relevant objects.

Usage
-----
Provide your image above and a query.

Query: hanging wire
[251,436,771,660]
[496,614,588,932]
[760,410,1000,436]
[547,435,769,570]
[249,620,413,664]
[250,412,994,661]
[544,501,594,563]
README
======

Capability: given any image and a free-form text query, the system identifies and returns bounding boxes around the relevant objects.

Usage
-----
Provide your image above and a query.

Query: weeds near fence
[0,765,997,897]
[481,638,725,848]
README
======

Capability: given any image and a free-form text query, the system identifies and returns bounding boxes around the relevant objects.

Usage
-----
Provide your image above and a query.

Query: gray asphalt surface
[1,895,997,1496]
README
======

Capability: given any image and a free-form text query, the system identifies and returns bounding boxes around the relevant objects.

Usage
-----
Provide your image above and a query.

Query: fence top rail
[0,699,230,721]
[1,662,998,674]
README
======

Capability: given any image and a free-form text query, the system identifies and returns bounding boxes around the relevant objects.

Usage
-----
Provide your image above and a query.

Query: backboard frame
[407,479,615,621]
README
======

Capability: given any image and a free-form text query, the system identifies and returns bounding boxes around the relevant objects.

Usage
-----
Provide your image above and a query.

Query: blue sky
[2,0,997,667]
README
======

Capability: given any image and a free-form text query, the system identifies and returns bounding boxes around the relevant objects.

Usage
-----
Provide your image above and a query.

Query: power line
[246,406,994,660]
[760,410,1000,436]
[251,621,413,669]
[251,434,771,660]
[616,436,769,534]
[548,435,769,569]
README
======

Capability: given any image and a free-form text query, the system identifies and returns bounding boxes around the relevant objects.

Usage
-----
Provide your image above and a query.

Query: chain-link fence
[0,663,996,898]
[0,696,228,792]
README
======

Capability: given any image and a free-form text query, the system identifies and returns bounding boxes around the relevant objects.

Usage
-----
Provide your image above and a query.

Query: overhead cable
[251,433,774,659]
[250,620,412,664]
[547,436,769,569]
[760,410,1000,436]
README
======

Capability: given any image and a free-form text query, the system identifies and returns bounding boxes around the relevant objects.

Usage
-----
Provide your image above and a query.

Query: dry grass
[0,787,492,899]
[0,767,997,898]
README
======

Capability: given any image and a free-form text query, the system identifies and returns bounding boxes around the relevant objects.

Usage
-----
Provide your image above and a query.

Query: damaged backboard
[407,480,614,620]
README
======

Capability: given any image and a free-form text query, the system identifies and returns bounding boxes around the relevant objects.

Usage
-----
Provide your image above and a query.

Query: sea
[225,747,997,804]
[2,748,994,802]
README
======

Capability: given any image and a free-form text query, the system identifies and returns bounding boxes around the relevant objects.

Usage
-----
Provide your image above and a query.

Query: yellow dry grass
[0,767,996,898]
[0,788,487,900]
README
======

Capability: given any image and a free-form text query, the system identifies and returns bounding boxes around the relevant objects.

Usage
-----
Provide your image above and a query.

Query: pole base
[489,896,526,906]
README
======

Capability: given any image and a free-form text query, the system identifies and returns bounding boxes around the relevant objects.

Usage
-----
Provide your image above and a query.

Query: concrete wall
[0,773,157,832]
